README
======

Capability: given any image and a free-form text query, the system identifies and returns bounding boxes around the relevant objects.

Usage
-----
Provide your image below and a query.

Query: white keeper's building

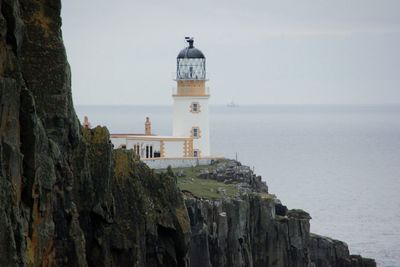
[108,38,214,167]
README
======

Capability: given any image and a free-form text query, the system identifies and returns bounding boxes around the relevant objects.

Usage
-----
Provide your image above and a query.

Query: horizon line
[74,103,400,107]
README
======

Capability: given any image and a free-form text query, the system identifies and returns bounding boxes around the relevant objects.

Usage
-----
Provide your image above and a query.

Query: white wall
[164,141,185,158]
[172,96,210,156]
[111,137,161,158]
[127,139,160,158]
[111,137,188,158]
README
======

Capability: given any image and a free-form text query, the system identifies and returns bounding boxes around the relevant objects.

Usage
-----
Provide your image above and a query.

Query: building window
[145,145,153,158]
[193,149,200,157]
[133,144,140,155]
[191,127,201,139]
[190,102,201,113]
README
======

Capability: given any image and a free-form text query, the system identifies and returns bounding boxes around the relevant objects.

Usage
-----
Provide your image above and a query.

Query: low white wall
[142,158,214,169]
[164,141,185,158]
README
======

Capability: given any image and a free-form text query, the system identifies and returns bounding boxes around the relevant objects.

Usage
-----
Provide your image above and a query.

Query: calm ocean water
[76,104,400,266]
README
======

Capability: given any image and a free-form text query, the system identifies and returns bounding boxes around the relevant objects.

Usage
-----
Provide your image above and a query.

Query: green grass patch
[177,176,238,199]
[155,162,239,199]
[155,160,270,200]
[258,192,276,200]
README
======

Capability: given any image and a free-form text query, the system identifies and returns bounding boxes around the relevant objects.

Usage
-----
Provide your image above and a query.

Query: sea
[76,104,400,267]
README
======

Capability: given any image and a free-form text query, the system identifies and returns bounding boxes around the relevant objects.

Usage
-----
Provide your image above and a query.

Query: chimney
[83,116,91,129]
[145,117,151,135]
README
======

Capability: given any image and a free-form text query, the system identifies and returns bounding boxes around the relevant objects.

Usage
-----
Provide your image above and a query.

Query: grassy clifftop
[157,160,273,200]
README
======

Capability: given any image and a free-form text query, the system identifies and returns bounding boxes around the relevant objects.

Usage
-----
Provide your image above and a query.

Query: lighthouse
[109,37,215,168]
[173,37,210,157]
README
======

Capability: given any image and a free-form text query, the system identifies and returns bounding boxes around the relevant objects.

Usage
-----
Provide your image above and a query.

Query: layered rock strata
[185,195,376,267]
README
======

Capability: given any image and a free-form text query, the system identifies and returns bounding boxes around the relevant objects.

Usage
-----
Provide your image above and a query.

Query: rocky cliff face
[185,195,376,267]
[0,1,189,266]
[186,196,311,267]
[0,1,376,267]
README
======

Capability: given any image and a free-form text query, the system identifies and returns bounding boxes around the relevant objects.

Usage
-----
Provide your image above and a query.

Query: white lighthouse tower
[173,37,210,157]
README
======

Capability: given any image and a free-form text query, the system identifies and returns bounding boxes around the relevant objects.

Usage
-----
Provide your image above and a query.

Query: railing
[171,72,210,81]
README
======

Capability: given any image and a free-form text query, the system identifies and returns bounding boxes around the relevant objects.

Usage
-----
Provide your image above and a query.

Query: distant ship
[227,101,239,108]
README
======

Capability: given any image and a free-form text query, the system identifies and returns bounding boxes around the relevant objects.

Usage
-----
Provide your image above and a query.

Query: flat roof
[111,134,192,141]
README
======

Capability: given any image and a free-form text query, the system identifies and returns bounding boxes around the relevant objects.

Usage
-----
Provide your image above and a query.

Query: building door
[146,145,154,158]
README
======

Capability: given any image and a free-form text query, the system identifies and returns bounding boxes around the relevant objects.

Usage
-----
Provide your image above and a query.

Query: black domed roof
[177,38,205,59]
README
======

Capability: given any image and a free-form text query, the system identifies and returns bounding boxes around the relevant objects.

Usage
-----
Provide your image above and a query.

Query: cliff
[0,1,189,266]
[173,160,376,267]
[186,195,377,267]
[0,1,375,267]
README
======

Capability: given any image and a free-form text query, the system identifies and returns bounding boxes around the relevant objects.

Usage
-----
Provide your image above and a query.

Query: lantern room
[176,38,206,81]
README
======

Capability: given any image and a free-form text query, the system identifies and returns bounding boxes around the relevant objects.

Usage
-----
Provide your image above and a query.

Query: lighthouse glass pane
[177,58,206,80]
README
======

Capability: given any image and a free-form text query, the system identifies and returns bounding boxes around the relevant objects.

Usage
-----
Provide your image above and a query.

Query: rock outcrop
[186,196,311,267]
[185,193,376,267]
[0,1,376,267]
[309,234,376,267]
[198,160,268,194]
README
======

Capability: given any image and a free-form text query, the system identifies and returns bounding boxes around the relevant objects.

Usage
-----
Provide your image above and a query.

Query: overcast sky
[61,0,400,105]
